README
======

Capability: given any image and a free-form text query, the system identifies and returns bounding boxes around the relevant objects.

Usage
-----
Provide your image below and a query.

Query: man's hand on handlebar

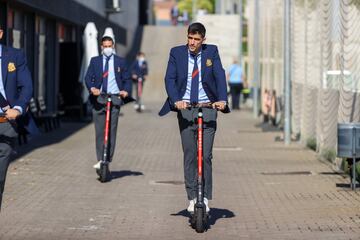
[5,108,21,120]
[119,91,129,98]
[90,87,101,96]
[212,101,226,111]
[175,101,188,110]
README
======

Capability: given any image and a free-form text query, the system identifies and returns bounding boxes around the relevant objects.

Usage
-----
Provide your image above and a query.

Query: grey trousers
[177,108,217,200]
[0,122,17,211]
[92,106,120,162]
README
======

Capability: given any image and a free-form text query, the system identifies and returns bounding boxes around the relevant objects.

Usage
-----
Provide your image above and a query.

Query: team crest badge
[8,62,16,72]
[206,59,212,67]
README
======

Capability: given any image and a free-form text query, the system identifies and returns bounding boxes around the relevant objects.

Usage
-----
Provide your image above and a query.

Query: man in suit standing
[0,24,33,211]
[85,35,132,170]
[159,22,229,213]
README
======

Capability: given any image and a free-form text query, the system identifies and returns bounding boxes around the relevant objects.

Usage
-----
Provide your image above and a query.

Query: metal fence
[246,0,360,159]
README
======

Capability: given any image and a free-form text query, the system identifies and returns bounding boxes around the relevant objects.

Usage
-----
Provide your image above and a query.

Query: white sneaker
[134,104,139,109]
[187,198,210,213]
[93,161,101,169]
[140,105,145,110]
[204,198,210,212]
[187,198,196,213]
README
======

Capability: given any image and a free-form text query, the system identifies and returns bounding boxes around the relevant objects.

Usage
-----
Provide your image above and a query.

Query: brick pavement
[0,103,359,240]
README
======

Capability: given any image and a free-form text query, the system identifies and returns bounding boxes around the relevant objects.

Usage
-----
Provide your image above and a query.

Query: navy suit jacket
[1,46,33,113]
[85,54,133,103]
[159,44,229,116]
[1,45,37,134]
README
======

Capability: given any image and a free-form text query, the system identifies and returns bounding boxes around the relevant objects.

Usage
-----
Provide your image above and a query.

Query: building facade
[0,0,150,118]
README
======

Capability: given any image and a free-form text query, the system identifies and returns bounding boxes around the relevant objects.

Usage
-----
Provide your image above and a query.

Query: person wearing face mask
[85,35,132,170]
[131,52,148,111]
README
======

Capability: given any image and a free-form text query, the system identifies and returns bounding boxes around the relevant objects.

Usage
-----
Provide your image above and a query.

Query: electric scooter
[96,93,122,182]
[190,106,209,233]
[96,94,112,182]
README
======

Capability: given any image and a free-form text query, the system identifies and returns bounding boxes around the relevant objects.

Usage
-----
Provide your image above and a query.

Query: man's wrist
[13,106,23,115]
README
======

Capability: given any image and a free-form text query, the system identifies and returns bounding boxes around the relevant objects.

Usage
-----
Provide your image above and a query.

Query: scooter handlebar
[97,93,123,106]
[185,103,221,111]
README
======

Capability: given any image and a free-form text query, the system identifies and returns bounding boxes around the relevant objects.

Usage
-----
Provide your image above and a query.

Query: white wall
[196,14,240,71]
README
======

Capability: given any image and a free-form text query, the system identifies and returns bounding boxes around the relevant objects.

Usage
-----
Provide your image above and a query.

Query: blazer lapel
[96,56,103,78]
[113,55,121,85]
[113,55,119,74]
[182,46,188,80]
[201,45,206,81]
[1,46,9,87]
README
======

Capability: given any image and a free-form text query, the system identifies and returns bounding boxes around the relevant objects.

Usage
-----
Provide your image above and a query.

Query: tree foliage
[178,0,215,17]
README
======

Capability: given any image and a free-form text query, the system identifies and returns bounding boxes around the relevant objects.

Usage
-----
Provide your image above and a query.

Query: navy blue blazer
[85,54,133,103]
[159,44,229,116]
[1,46,33,113]
[1,45,38,134]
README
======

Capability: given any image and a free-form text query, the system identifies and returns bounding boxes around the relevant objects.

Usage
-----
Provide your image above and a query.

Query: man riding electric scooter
[159,22,230,232]
[85,35,133,182]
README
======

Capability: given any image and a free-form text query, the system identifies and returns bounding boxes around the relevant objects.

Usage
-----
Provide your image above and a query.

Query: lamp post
[192,0,198,22]
[284,0,291,145]
[239,0,243,65]
[253,0,260,118]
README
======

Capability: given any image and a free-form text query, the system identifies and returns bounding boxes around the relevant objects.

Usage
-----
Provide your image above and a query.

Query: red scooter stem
[197,112,203,178]
[137,78,143,98]
[103,96,112,161]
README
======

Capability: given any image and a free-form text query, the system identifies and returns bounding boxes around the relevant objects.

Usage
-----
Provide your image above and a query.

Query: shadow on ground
[171,208,235,230]
[110,170,144,181]
[13,122,90,162]
[336,183,360,189]
[255,122,282,133]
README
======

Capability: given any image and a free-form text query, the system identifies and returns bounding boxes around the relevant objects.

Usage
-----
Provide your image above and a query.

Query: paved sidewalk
[0,103,359,240]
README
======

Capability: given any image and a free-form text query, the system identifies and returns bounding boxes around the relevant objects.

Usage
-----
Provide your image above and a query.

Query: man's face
[0,29,3,40]
[187,32,205,53]
[101,40,113,49]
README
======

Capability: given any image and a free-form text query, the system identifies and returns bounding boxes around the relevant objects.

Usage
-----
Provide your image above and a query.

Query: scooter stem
[102,95,112,162]
[197,109,204,203]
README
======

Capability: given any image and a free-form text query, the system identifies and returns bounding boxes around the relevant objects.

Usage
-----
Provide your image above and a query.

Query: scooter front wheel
[99,162,110,183]
[194,207,206,233]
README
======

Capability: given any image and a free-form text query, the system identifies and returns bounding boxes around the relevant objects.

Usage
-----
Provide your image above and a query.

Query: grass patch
[306,137,317,151]
[321,148,336,163]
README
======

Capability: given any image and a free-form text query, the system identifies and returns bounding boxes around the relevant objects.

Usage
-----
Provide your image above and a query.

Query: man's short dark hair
[188,22,206,38]
[137,51,145,56]
[101,36,114,43]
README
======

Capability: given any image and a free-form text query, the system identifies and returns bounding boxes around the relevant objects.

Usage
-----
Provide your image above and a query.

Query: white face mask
[138,57,145,62]
[103,47,113,57]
